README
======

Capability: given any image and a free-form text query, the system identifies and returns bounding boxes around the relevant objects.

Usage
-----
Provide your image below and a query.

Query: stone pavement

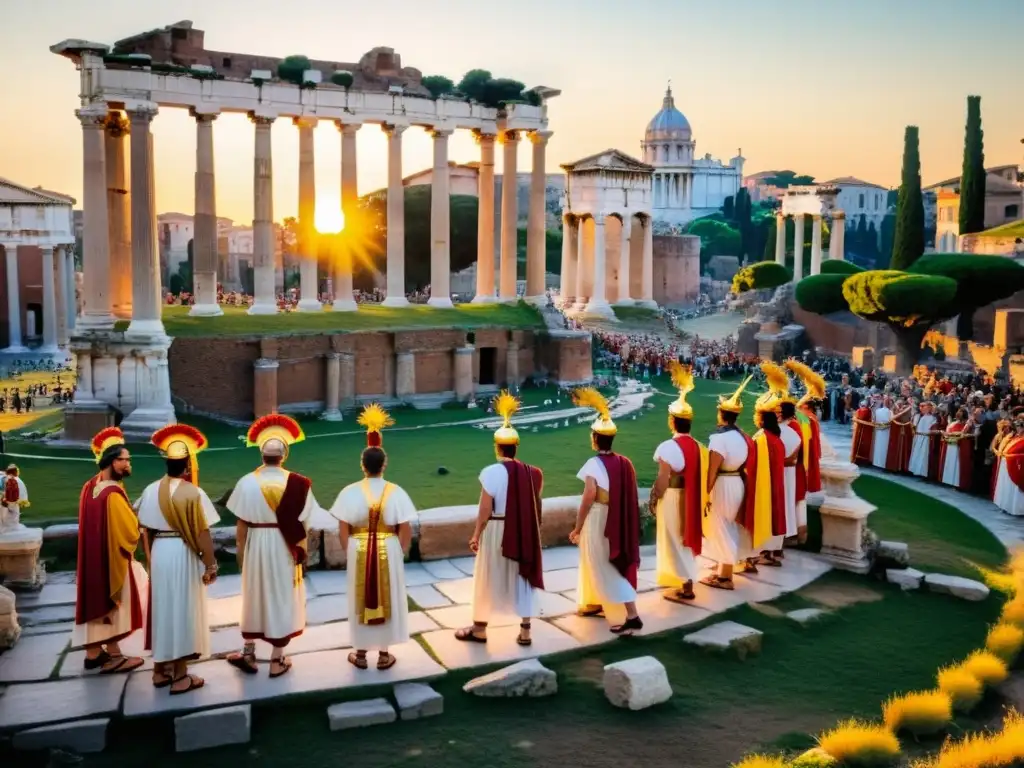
[820,422,1024,547]
[0,546,831,731]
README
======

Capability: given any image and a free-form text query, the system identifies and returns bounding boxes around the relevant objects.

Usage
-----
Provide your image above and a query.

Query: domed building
[641,85,744,227]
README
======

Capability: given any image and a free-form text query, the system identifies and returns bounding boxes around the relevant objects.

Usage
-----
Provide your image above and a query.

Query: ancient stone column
[54,245,69,348]
[453,345,474,402]
[64,249,76,333]
[126,104,166,338]
[381,124,409,307]
[74,351,95,401]
[810,214,823,276]
[525,130,552,304]
[792,213,804,282]
[105,112,132,319]
[339,351,355,406]
[574,217,589,311]
[253,358,279,417]
[774,213,786,265]
[395,352,416,400]
[428,129,454,308]
[640,217,656,308]
[334,122,360,312]
[323,352,341,420]
[559,214,576,306]
[831,211,846,261]
[2,247,25,352]
[616,215,633,305]
[294,117,321,312]
[40,246,58,352]
[585,218,613,318]
[506,341,520,387]
[249,113,278,315]
[472,131,497,303]
[498,130,520,302]
[191,110,222,316]
[76,105,114,330]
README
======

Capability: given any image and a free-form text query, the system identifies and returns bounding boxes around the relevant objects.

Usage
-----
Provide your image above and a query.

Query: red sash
[501,461,545,590]
[886,420,913,473]
[597,453,641,589]
[763,431,788,536]
[278,473,312,564]
[672,435,703,556]
[806,416,822,493]
[785,421,806,503]
[851,407,874,466]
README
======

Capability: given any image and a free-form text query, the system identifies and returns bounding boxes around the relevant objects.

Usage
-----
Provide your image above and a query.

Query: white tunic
[575,456,637,607]
[780,422,802,540]
[995,454,1024,516]
[908,414,936,478]
[703,429,750,565]
[1,477,28,531]
[136,479,220,663]
[329,478,416,650]
[941,425,970,487]
[470,462,537,622]
[872,407,892,469]
[652,439,698,586]
[227,468,319,645]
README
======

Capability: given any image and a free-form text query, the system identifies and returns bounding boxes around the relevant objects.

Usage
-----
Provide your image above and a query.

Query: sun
[315,202,345,234]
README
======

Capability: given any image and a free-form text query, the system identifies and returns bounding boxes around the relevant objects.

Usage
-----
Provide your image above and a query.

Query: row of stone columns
[654,172,691,209]
[1,244,74,353]
[773,211,846,281]
[558,213,655,316]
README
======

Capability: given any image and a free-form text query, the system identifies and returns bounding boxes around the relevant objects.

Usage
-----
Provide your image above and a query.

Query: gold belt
[353,524,397,537]
[595,489,610,504]
[668,476,685,489]
[719,470,742,476]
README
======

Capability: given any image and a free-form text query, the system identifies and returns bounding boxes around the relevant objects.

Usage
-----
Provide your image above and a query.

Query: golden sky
[3,0,1022,223]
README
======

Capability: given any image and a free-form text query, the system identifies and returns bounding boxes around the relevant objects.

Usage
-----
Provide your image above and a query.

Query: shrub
[795,274,849,315]
[278,55,311,85]
[732,261,792,293]
[330,70,353,89]
[819,260,865,276]
[882,691,953,736]
[1001,598,1024,627]
[817,719,900,766]
[422,75,455,99]
[936,665,984,712]
[912,710,1024,768]
[985,623,1024,664]
[961,650,1009,687]
[841,271,958,322]
[731,756,788,768]
[790,749,836,767]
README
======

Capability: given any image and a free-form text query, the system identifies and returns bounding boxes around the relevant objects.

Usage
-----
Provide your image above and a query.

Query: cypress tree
[763,218,776,262]
[958,95,986,235]
[890,126,925,270]
[723,195,734,220]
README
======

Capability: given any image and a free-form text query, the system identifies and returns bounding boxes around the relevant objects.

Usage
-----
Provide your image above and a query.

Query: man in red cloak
[885,399,915,474]
[850,399,875,466]
[73,427,146,674]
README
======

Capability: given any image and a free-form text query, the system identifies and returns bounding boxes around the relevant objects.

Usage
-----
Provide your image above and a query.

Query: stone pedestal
[453,345,474,402]
[339,352,356,407]
[816,459,876,574]
[506,342,520,388]
[0,528,45,591]
[323,353,342,421]
[0,583,21,648]
[253,358,279,418]
[396,352,416,400]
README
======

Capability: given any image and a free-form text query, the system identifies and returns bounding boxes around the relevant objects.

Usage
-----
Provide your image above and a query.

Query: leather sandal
[700,575,735,590]
[610,616,643,636]
[377,651,397,670]
[455,626,487,643]
[517,621,532,647]
[348,651,368,670]
[83,650,111,671]
[227,647,259,674]
[169,674,205,696]
[100,654,145,675]
[269,656,292,678]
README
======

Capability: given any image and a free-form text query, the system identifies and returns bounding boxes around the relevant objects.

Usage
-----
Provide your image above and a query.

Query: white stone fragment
[393,683,443,720]
[877,540,910,567]
[13,718,109,753]
[327,698,396,730]
[786,608,827,624]
[175,704,251,752]
[683,621,763,658]
[602,656,672,710]
[887,567,925,590]
[924,573,991,601]
[463,659,557,698]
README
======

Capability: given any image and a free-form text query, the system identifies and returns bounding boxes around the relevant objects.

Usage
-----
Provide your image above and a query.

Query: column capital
[833,210,846,220]
[75,105,109,127]
[326,351,342,361]
[381,123,408,138]
[248,111,277,126]
[125,103,159,123]
[472,129,497,145]
[429,127,455,139]
[529,129,553,145]
[103,112,130,138]
[189,107,220,122]
[335,121,362,135]
[293,115,319,129]
[497,129,520,144]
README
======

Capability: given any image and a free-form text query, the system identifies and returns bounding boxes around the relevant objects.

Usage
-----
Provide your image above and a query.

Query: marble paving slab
[540,568,578,594]
[420,560,465,581]
[447,556,477,577]
[0,676,127,731]
[743,552,833,591]
[407,585,453,609]
[432,577,475,605]
[306,570,348,596]
[0,631,71,682]
[13,583,78,609]
[424,590,577,631]
[205,573,243,600]
[207,595,244,628]
[21,622,74,637]
[420,619,580,671]
[305,595,348,625]
[541,547,581,571]
[61,650,155,679]
[403,562,443,587]
[18,604,76,627]
[122,643,446,719]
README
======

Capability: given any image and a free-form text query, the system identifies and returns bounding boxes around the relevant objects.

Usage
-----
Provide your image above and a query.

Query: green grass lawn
[128,301,544,338]
[62,572,1002,768]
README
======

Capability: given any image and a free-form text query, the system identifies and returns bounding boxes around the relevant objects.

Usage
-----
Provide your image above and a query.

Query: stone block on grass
[876,540,910,569]
[603,656,672,710]
[786,608,827,625]
[683,621,763,659]
[393,682,443,720]
[175,704,251,752]
[887,567,924,591]
[13,718,109,754]
[328,699,396,730]
[463,659,557,698]
[924,573,990,601]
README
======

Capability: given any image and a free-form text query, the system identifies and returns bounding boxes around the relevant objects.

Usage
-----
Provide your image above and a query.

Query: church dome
[645,85,692,141]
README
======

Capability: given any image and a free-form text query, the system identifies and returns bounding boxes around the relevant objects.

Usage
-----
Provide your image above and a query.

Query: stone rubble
[887,567,925,591]
[463,659,558,698]
[876,540,910,569]
[786,608,827,625]
[683,621,764,659]
[602,656,672,710]
[12,718,109,754]
[924,573,991,602]
[174,704,251,752]
[393,682,443,720]
[327,698,397,730]
[0,583,21,648]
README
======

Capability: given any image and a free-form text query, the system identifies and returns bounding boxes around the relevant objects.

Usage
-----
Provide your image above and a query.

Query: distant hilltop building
[640,85,744,227]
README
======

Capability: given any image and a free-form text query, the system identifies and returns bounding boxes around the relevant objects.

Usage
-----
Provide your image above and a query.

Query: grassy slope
[151,302,544,338]
[73,572,1002,768]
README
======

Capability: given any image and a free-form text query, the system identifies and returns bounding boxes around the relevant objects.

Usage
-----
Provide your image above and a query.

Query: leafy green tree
[763,218,777,262]
[278,55,312,85]
[735,188,753,260]
[422,75,455,99]
[879,213,896,266]
[763,171,815,188]
[866,221,879,263]
[731,261,791,294]
[723,195,734,219]
[457,69,493,102]
[687,219,741,267]
[890,126,925,270]
[958,95,986,235]
[456,70,527,107]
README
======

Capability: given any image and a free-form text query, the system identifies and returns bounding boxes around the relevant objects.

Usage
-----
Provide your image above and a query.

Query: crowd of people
[845,366,1024,516]
[164,285,438,311]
